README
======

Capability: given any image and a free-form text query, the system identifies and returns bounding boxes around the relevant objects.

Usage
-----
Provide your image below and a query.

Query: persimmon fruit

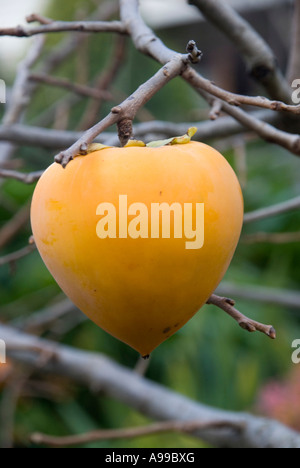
[31,137,243,357]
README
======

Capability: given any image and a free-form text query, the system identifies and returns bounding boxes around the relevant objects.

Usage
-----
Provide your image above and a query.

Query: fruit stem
[118,118,133,146]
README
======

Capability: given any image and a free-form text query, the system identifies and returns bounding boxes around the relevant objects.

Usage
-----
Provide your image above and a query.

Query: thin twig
[287,0,300,82]
[134,355,151,376]
[0,169,43,184]
[233,138,248,189]
[26,13,53,25]
[0,110,277,150]
[13,299,80,334]
[2,36,45,127]
[0,204,31,250]
[120,0,300,157]
[0,373,25,448]
[216,283,300,310]
[54,52,199,167]
[0,20,127,37]
[79,35,128,130]
[0,36,45,165]
[209,99,222,120]
[242,231,300,244]
[29,73,112,101]
[206,294,276,339]
[0,244,36,267]
[185,72,300,115]
[1,323,299,448]
[184,72,300,157]
[244,195,300,223]
[30,419,244,447]
[188,0,291,102]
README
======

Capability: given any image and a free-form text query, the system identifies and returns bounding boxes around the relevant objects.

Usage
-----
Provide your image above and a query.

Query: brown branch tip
[207,294,276,339]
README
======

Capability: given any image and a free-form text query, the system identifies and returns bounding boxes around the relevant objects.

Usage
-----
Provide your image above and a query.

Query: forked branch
[207,294,276,339]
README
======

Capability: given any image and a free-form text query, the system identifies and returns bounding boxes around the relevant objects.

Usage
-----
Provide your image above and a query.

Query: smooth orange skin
[31,142,243,356]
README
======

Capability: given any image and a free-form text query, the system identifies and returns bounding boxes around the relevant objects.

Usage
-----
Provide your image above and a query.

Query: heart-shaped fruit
[31,139,243,357]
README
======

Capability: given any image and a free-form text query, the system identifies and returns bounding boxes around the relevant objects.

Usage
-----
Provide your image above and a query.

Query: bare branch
[54,53,196,167]
[287,0,300,82]
[132,110,277,139]
[0,36,45,165]
[79,35,128,130]
[186,72,300,115]
[31,419,244,447]
[244,195,300,223]
[120,0,300,157]
[0,204,30,250]
[15,299,82,334]
[26,13,53,25]
[207,294,276,339]
[209,99,222,120]
[242,231,300,244]
[2,36,45,127]
[216,283,300,310]
[1,324,300,448]
[188,0,291,102]
[29,73,112,101]
[134,355,151,376]
[184,72,300,157]
[0,110,277,150]
[0,169,43,184]
[0,374,25,448]
[0,20,127,37]
[0,244,36,267]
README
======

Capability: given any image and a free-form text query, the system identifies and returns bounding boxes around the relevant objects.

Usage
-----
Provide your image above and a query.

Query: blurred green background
[0,0,299,448]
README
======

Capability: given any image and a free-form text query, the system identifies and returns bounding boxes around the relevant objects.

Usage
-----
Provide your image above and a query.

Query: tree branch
[2,36,45,127]
[216,283,300,311]
[54,53,197,167]
[79,35,128,130]
[206,294,276,339]
[0,20,127,37]
[0,169,43,184]
[185,73,300,115]
[184,74,300,157]
[0,36,45,165]
[30,419,244,447]
[13,299,82,334]
[0,204,30,250]
[287,0,300,82]
[120,0,300,157]
[29,73,112,101]
[244,195,300,223]
[188,0,291,102]
[1,323,299,448]
[242,231,300,244]
[0,244,36,267]
[0,110,277,150]
[26,13,53,25]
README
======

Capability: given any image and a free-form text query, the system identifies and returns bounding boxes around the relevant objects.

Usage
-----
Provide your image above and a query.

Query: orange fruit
[31,140,243,356]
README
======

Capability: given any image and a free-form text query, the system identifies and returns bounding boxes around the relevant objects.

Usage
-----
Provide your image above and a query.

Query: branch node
[111,106,122,114]
[186,40,203,64]
[224,297,236,306]
[207,294,276,340]
[79,143,88,155]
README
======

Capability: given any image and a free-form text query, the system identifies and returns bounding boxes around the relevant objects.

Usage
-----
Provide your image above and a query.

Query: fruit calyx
[79,127,198,156]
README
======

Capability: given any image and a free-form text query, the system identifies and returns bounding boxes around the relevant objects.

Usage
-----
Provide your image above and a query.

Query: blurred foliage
[0,0,299,449]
